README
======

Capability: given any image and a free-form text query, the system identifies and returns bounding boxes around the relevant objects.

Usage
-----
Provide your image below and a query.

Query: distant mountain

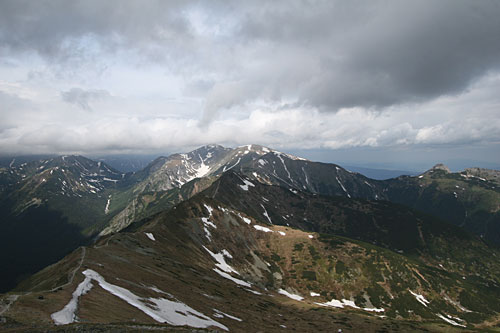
[384,164,500,246]
[101,145,500,248]
[100,144,386,235]
[99,144,232,235]
[344,165,417,180]
[204,171,477,257]
[93,154,158,173]
[0,155,57,169]
[0,155,125,229]
[3,175,500,331]
[0,155,124,292]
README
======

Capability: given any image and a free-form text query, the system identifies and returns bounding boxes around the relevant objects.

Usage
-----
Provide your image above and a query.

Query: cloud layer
[0,0,499,166]
[61,88,111,110]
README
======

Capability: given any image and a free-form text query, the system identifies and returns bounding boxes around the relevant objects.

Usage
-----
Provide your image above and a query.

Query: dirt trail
[0,246,87,318]
[50,246,87,292]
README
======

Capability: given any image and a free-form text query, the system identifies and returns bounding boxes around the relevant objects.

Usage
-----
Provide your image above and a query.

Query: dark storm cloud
[0,0,191,65]
[234,0,500,110]
[1,0,499,113]
[61,88,110,111]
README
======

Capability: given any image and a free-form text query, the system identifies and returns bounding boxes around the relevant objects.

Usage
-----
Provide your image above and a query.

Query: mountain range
[1,144,500,332]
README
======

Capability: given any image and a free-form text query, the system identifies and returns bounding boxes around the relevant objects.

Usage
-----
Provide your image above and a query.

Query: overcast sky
[1,0,499,170]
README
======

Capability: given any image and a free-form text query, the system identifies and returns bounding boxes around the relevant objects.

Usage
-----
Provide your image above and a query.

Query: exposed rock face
[429,163,451,173]
[464,167,500,186]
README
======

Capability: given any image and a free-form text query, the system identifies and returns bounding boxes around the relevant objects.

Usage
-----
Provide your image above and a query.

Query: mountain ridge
[1,144,500,295]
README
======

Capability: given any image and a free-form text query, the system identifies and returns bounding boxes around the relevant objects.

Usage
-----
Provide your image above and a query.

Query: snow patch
[363,307,386,313]
[149,286,171,295]
[278,289,304,301]
[260,204,272,224]
[213,268,252,287]
[315,298,384,312]
[245,289,263,295]
[221,249,233,259]
[201,207,217,240]
[203,204,214,216]
[237,213,251,225]
[195,159,211,178]
[51,276,93,325]
[443,294,471,313]
[145,233,156,241]
[310,292,321,297]
[223,158,241,172]
[409,290,430,307]
[103,177,118,182]
[81,269,227,330]
[203,246,238,274]
[203,227,212,241]
[278,231,286,236]
[201,217,216,229]
[276,153,292,181]
[437,314,466,327]
[213,309,243,322]
[302,167,310,186]
[316,299,343,308]
[239,179,255,191]
[336,177,351,198]
[104,195,111,214]
[254,225,273,233]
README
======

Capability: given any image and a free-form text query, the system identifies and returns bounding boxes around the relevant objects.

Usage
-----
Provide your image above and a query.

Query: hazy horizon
[1,142,498,173]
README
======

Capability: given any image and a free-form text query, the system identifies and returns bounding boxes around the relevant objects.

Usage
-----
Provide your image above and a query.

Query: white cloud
[1,73,499,157]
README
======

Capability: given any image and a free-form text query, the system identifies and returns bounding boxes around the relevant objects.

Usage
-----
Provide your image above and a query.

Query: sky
[0,0,499,170]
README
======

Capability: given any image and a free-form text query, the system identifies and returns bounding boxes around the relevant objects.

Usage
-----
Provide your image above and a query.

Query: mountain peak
[194,144,227,151]
[234,144,309,161]
[428,163,451,173]
[235,144,272,155]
